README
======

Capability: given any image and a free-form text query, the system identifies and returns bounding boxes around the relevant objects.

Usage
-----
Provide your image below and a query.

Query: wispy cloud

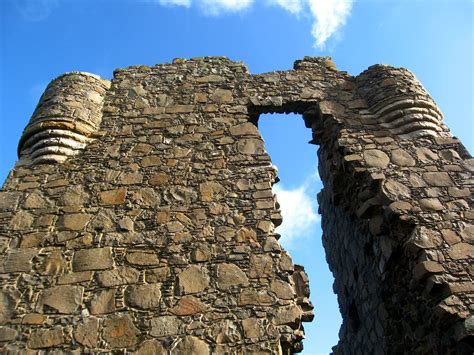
[157,0,192,7]
[269,0,304,15]
[149,0,353,48]
[273,171,321,247]
[308,0,353,48]
[13,0,60,22]
[199,0,253,15]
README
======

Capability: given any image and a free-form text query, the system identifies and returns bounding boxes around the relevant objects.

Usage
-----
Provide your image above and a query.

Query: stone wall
[0,57,472,354]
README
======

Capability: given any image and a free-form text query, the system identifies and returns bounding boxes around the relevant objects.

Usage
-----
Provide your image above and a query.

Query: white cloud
[273,172,321,247]
[199,0,253,15]
[159,0,192,6]
[269,0,304,15]
[308,0,353,48]
[148,0,353,47]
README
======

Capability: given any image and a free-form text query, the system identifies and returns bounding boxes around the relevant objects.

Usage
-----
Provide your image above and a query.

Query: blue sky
[0,1,472,353]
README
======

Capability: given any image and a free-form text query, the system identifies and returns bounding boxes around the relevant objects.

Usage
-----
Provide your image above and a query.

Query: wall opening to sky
[257,113,342,354]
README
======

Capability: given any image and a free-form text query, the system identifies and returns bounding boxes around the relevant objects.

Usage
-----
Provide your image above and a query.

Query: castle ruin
[0,57,472,354]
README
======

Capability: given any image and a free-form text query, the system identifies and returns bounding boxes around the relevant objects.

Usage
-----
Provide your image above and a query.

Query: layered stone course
[0,56,472,354]
[18,72,110,164]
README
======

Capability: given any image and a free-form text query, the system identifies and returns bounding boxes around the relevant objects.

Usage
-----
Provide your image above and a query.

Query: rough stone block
[103,315,139,349]
[71,247,112,271]
[38,285,83,314]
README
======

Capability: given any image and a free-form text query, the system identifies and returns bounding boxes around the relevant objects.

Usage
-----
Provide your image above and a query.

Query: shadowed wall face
[0,57,472,354]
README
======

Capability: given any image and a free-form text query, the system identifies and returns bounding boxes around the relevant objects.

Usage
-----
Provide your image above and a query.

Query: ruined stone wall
[0,57,472,354]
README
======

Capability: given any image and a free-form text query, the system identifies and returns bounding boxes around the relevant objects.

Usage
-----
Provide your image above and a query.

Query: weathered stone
[167,220,184,233]
[191,244,211,262]
[2,249,37,273]
[22,313,46,325]
[75,318,99,348]
[96,266,140,287]
[132,187,161,207]
[20,231,46,248]
[447,243,474,260]
[460,224,474,243]
[448,187,470,198]
[363,149,390,168]
[145,267,170,283]
[141,155,162,167]
[125,284,162,309]
[25,192,51,209]
[236,227,258,244]
[171,295,207,316]
[165,104,194,113]
[242,318,262,339]
[390,149,415,166]
[239,289,273,306]
[212,88,233,103]
[249,254,273,278]
[271,280,295,300]
[126,251,160,266]
[416,147,438,162]
[118,216,134,231]
[439,149,461,161]
[176,265,210,294]
[213,320,241,344]
[40,250,67,276]
[216,263,249,290]
[419,198,444,211]
[279,252,294,272]
[389,201,412,212]
[173,335,210,354]
[383,179,411,199]
[229,122,259,136]
[0,191,21,211]
[197,74,225,83]
[274,304,303,326]
[257,220,274,233]
[150,316,181,337]
[200,181,226,202]
[422,172,453,187]
[103,315,139,349]
[61,186,89,206]
[134,339,167,354]
[441,229,462,245]
[155,211,171,224]
[100,188,127,205]
[28,327,64,349]
[407,227,443,250]
[120,172,143,185]
[38,285,83,314]
[58,271,92,284]
[237,138,265,155]
[9,211,34,230]
[0,326,18,342]
[149,173,170,186]
[73,247,113,271]
[90,289,116,314]
[264,236,281,252]
[58,213,92,231]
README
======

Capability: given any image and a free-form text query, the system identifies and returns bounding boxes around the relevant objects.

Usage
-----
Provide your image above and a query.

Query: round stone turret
[18,72,110,164]
[356,64,447,138]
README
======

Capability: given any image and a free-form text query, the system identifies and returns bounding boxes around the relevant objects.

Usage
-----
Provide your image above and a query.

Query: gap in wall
[257,113,342,354]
